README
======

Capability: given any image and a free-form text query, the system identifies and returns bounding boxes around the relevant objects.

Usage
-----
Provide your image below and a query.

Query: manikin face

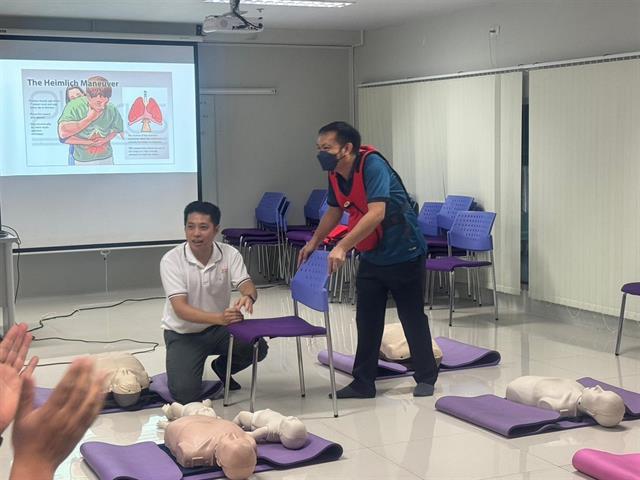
[185,212,218,257]
[579,385,625,427]
[216,432,257,480]
[88,94,110,112]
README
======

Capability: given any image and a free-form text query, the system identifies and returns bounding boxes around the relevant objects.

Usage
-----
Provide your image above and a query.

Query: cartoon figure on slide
[128,91,163,132]
[58,75,124,166]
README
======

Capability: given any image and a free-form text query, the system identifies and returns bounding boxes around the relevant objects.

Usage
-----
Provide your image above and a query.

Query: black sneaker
[329,384,376,399]
[211,360,241,391]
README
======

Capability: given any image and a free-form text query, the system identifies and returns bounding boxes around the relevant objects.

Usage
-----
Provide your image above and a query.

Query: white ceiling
[0,0,497,30]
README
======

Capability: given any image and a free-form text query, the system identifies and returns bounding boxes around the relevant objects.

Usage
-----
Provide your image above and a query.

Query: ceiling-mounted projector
[202,14,263,33]
[202,0,263,33]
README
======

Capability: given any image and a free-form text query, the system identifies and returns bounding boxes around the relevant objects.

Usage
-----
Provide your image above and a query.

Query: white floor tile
[4,286,640,480]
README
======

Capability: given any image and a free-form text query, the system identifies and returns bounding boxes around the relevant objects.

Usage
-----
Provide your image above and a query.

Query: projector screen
[0,37,200,251]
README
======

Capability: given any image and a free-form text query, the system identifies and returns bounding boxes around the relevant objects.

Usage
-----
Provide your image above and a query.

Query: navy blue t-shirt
[327,153,426,265]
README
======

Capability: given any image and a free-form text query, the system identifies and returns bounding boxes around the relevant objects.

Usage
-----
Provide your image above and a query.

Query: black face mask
[317,151,339,171]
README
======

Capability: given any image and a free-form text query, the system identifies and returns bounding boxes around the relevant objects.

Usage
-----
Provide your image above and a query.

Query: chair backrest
[448,211,496,252]
[417,202,443,237]
[255,192,287,229]
[291,250,330,313]
[319,198,349,226]
[437,195,474,231]
[304,189,328,224]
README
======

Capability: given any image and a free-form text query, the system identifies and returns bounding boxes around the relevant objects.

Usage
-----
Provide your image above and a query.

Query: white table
[0,234,18,335]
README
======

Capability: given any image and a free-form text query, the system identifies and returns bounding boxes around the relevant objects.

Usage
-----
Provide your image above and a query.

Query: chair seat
[622,283,640,296]
[287,231,314,243]
[227,316,326,344]
[287,225,315,232]
[241,235,279,245]
[223,228,274,239]
[426,256,492,272]
[425,236,448,248]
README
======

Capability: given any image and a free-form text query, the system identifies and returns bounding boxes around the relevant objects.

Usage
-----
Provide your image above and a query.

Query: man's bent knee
[168,378,202,404]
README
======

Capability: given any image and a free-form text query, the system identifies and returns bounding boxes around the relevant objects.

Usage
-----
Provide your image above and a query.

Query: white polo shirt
[160,241,251,334]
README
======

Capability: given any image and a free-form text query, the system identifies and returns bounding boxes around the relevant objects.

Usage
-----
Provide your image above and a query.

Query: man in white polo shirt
[161,201,268,403]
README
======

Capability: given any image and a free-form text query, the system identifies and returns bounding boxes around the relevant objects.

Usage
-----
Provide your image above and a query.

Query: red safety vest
[328,145,384,252]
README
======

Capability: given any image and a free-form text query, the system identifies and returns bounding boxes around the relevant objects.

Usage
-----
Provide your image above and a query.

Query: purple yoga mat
[34,373,222,414]
[317,336,501,379]
[81,433,343,480]
[435,378,640,438]
[80,442,182,480]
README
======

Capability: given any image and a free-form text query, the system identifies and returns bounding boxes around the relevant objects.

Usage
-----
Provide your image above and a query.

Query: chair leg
[467,256,472,297]
[324,312,339,418]
[490,253,498,321]
[296,337,306,397]
[448,270,455,327]
[250,342,259,412]
[476,267,483,306]
[223,335,234,407]
[616,293,627,356]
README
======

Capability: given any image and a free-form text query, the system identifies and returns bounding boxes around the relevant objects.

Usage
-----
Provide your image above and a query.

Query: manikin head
[215,432,257,480]
[278,416,308,449]
[110,368,142,408]
[578,385,625,427]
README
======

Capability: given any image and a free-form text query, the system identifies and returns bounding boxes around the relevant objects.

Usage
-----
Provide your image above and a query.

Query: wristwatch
[248,294,257,304]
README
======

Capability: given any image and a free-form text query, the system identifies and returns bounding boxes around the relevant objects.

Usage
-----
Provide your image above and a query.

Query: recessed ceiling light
[203,0,354,7]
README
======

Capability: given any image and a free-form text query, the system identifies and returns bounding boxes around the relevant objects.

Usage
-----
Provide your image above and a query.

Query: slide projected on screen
[0,39,199,250]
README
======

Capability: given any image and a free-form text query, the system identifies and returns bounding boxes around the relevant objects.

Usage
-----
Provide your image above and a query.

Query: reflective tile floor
[2,285,640,479]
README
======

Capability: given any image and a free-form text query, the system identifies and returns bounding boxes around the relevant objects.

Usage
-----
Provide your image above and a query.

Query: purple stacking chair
[223,250,339,416]
[285,190,328,256]
[615,283,640,355]
[425,211,498,326]
[241,199,290,281]
[287,189,328,232]
[222,192,286,243]
[437,195,474,231]
[418,201,449,251]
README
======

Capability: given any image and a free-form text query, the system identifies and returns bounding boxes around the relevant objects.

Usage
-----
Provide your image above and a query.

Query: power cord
[23,278,279,367]
[29,296,163,367]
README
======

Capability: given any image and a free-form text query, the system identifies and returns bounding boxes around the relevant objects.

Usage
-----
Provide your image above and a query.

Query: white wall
[356,0,640,84]
[198,44,350,229]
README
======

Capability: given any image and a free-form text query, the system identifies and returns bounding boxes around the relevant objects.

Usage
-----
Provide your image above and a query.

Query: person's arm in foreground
[10,357,105,480]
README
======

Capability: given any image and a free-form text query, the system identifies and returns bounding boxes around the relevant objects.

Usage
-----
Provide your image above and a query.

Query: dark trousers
[352,255,439,393]
[164,326,268,403]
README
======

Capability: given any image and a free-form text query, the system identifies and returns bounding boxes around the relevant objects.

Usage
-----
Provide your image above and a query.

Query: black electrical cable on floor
[29,296,163,367]
[25,277,281,367]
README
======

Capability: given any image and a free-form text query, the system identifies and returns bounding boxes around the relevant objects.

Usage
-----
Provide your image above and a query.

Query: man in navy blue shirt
[298,121,439,398]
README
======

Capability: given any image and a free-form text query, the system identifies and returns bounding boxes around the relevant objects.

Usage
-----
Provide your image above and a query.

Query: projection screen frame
[0,35,203,253]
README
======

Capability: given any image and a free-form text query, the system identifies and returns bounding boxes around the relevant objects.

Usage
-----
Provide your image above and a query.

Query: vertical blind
[358,72,522,295]
[529,59,640,318]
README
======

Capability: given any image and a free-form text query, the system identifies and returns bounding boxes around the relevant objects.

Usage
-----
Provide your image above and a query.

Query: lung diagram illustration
[128,91,163,132]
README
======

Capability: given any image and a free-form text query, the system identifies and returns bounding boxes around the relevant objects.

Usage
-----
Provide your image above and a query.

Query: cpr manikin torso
[233,409,308,449]
[380,323,443,366]
[158,399,217,428]
[164,415,257,480]
[92,352,150,407]
[506,376,625,427]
